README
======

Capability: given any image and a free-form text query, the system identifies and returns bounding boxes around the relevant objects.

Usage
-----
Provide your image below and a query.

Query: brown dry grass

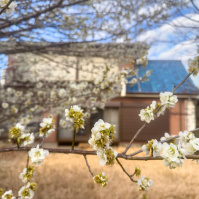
[0,146,199,199]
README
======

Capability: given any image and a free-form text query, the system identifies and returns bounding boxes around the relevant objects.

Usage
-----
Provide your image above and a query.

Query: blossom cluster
[88,119,118,166]
[188,55,199,76]
[18,182,36,199]
[19,166,35,183]
[1,190,15,199]
[39,117,55,137]
[139,92,178,123]
[93,172,108,187]
[137,176,154,191]
[142,130,199,169]
[28,145,49,166]
[65,105,84,131]
[8,123,35,147]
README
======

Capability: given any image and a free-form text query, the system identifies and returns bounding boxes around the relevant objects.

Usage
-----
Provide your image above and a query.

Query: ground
[0,145,199,199]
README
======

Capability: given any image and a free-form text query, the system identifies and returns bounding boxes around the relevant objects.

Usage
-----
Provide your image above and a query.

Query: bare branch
[116,158,137,182]
[123,123,146,154]
[84,155,94,177]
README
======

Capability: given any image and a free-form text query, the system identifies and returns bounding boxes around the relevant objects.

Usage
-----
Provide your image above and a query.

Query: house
[110,60,199,142]
[57,60,199,144]
[2,46,199,144]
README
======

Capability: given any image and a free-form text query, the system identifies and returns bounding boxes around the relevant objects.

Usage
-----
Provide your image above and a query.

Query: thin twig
[84,155,94,177]
[116,158,137,182]
[123,123,146,154]
[172,73,192,93]
[39,136,46,148]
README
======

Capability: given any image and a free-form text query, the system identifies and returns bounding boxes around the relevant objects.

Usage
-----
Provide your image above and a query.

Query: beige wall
[8,54,120,82]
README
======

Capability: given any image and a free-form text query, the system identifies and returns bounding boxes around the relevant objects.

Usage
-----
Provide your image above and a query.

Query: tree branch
[84,155,94,177]
[172,73,192,93]
[116,158,137,182]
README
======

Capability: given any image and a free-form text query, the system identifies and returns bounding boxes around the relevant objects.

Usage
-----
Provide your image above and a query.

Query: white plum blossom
[19,166,34,183]
[58,88,66,98]
[65,109,72,122]
[6,87,14,93]
[65,105,84,130]
[92,119,111,131]
[190,138,199,151]
[96,148,118,166]
[137,176,154,191]
[188,56,199,76]
[16,123,25,132]
[152,139,162,157]
[161,143,179,161]
[59,119,68,128]
[1,190,15,199]
[185,143,197,155]
[160,92,178,108]
[11,106,18,113]
[93,172,108,187]
[28,145,49,166]
[72,105,81,112]
[156,105,167,117]
[84,112,90,119]
[68,97,77,103]
[89,119,117,165]
[130,78,137,85]
[50,91,56,99]
[179,130,195,144]
[163,157,184,169]
[161,142,185,169]
[139,107,154,123]
[160,132,171,141]
[19,133,35,146]
[97,149,107,166]
[146,70,152,76]
[41,118,53,127]
[18,183,34,199]
[2,102,9,109]
[150,101,157,109]
[39,117,55,137]
[142,144,150,156]
[36,82,43,88]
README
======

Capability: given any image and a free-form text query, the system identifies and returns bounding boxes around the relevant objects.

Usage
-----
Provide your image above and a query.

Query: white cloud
[136,12,199,88]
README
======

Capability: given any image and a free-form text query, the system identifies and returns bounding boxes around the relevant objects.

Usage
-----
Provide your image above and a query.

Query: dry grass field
[0,146,199,199]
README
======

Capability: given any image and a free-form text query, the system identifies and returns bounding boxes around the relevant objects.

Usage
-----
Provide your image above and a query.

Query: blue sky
[136,7,199,87]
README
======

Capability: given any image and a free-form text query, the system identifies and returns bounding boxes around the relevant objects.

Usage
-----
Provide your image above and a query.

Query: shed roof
[127,60,199,95]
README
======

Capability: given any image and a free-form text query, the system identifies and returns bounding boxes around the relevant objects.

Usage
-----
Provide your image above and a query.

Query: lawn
[0,146,199,199]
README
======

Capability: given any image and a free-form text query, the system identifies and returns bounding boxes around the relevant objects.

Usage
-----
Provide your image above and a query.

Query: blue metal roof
[127,60,199,94]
